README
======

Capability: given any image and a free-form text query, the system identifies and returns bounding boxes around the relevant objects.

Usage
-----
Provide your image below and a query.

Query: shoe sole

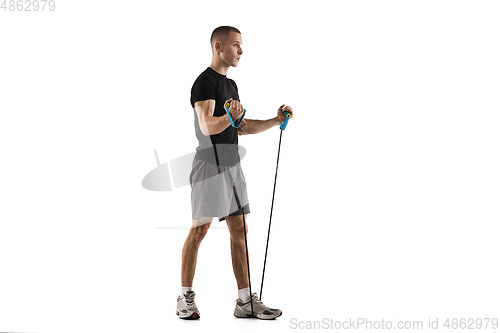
[176,311,200,320]
[234,311,282,320]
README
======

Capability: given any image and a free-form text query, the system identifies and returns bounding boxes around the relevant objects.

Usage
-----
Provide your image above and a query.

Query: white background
[1,0,499,332]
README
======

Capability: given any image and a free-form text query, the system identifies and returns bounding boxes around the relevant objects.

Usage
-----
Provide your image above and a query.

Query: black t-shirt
[190,67,241,166]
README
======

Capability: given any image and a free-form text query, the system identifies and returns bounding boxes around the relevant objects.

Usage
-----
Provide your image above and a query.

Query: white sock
[238,287,251,303]
[181,286,192,296]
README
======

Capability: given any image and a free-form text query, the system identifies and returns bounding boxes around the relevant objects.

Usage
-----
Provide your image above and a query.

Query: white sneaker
[176,291,200,320]
[234,293,282,320]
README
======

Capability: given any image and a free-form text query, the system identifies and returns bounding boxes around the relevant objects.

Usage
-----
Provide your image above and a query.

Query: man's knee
[189,217,212,244]
[227,215,248,242]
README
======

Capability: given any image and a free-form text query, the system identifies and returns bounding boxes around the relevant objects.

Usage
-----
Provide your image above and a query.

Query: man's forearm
[241,117,280,134]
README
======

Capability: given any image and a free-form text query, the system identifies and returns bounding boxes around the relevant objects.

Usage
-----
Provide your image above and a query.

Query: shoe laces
[184,292,197,310]
[251,293,269,309]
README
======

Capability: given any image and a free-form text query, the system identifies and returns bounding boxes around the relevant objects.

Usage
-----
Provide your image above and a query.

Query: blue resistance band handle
[279,109,292,130]
[225,102,246,128]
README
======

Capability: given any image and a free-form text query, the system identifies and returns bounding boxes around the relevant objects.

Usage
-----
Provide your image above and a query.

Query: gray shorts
[190,157,250,221]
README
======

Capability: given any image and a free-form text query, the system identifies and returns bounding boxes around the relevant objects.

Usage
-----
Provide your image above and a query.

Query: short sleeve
[191,74,217,107]
[229,79,240,102]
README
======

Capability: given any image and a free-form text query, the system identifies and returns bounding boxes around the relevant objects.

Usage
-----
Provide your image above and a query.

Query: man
[176,26,293,320]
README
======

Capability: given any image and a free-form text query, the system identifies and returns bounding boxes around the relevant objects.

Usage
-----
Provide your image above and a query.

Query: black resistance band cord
[212,144,255,317]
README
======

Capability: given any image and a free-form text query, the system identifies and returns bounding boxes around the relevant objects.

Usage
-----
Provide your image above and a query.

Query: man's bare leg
[225,214,249,290]
[226,213,283,319]
[181,217,212,288]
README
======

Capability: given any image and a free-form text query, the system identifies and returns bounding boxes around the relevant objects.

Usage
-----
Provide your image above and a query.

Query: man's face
[219,32,243,67]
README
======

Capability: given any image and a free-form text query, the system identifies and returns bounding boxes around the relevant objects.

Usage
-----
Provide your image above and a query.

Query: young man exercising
[176,26,293,320]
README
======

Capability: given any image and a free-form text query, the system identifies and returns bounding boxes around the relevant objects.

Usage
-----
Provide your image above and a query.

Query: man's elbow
[238,127,249,135]
[238,120,250,135]
[199,123,211,136]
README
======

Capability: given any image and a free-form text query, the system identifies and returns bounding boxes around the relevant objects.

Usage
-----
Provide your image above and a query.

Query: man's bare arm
[194,100,231,136]
[238,118,280,135]
[238,104,293,135]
